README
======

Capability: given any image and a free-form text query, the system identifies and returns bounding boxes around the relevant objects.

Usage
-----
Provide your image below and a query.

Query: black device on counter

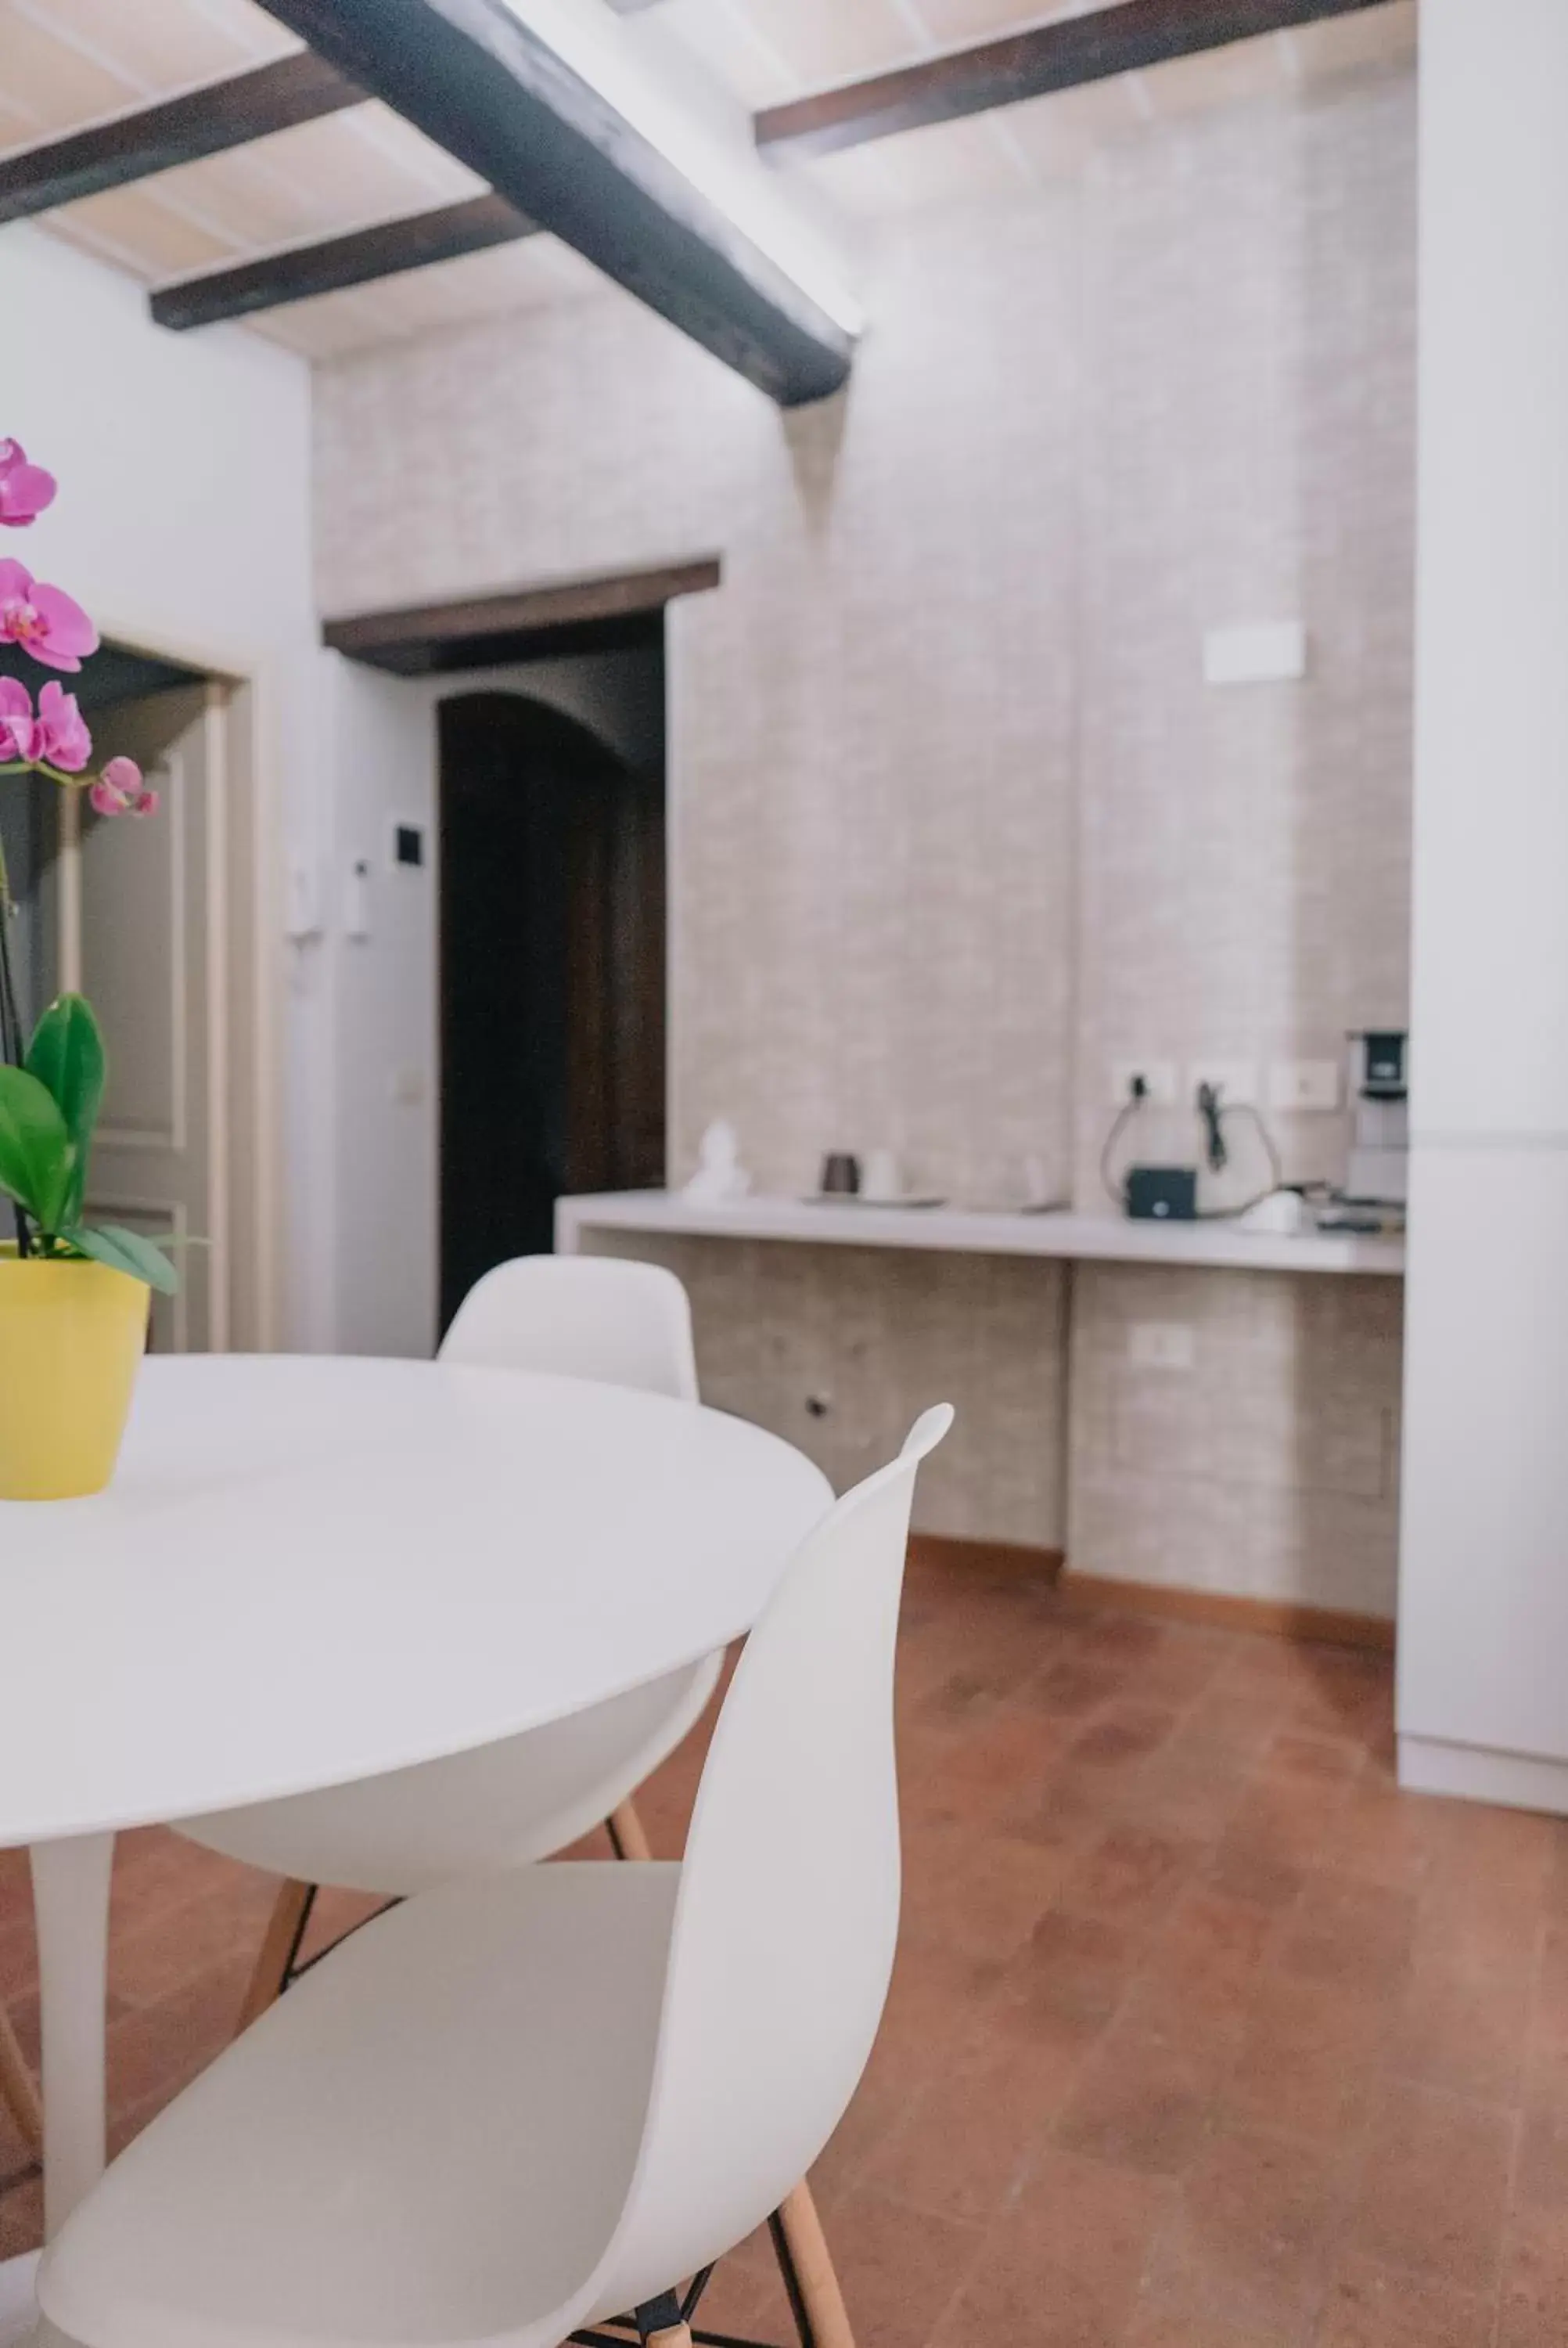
[1125,1166,1198,1222]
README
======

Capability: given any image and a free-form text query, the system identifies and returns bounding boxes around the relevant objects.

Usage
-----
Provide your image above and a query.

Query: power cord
[1192,1084,1283,1218]
[1099,1074,1149,1209]
[1196,1081,1228,1172]
[1101,1076,1286,1219]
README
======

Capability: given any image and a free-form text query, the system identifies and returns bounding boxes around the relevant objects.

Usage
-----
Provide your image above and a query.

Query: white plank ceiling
[0,0,1416,358]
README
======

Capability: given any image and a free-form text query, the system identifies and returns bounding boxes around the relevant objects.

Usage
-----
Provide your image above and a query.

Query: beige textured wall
[1075,66,1416,1205]
[1064,67,1414,1609]
[584,1228,1068,1550]
[315,63,1415,1602]
[1069,1266,1404,1615]
[318,197,1084,1208]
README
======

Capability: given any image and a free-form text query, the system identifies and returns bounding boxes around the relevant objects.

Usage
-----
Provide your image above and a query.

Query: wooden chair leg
[606,1799,653,1863]
[772,2177,857,2348]
[236,1878,315,2036]
[0,2003,41,2153]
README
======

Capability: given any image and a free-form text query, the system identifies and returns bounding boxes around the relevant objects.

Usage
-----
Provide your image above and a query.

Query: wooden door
[438,691,665,1333]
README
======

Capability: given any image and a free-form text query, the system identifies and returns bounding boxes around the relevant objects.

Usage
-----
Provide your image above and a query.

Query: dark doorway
[438,689,666,1332]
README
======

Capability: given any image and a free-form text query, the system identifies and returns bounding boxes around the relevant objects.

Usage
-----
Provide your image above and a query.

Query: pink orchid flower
[0,441,57,529]
[0,676,92,771]
[0,557,98,673]
[0,675,42,763]
[89,757,157,819]
[36,680,92,772]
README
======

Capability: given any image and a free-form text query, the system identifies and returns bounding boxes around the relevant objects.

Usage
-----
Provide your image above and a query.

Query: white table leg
[29,1836,114,2240]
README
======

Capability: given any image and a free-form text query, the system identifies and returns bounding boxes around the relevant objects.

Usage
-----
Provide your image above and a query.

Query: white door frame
[54,625,282,1352]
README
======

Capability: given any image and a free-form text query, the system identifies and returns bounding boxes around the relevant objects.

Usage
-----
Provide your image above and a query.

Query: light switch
[343,856,372,942]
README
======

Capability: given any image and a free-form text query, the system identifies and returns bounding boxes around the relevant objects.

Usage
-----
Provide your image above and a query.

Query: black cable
[1196,1082,1227,1172]
[1099,1079,1148,1210]
[1192,1102,1286,1220]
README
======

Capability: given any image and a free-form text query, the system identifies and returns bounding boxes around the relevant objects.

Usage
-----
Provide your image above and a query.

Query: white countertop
[555,1190,1405,1277]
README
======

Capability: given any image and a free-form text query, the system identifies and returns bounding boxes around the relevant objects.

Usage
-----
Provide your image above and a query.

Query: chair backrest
[595,1405,953,2314]
[440,1255,699,1402]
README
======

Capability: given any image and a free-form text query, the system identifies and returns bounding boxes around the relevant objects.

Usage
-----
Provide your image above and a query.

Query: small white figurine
[684,1119,751,1203]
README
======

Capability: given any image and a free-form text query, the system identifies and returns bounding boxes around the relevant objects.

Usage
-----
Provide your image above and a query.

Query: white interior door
[63,683,229,1353]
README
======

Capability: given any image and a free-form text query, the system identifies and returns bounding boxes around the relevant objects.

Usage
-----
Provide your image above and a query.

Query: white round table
[0,1356,832,2248]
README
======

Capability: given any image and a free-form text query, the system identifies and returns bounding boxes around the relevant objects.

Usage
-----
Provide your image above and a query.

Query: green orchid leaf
[0,1066,74,1231]
[26,995,106,1226]
[65,1222,180,1298]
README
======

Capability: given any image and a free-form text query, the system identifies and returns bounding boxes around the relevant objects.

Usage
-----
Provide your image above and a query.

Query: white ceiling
[0,0,1417,360]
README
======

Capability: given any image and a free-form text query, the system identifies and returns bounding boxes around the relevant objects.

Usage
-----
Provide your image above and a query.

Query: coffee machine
[1343,1029,1408,1207]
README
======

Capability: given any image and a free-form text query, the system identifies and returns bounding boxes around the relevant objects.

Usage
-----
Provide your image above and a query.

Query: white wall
[1397,0,1568,1806]
[0,225,330,1347]
[329,645,665,1357]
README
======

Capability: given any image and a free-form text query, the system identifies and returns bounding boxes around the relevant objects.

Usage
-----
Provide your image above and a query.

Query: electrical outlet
[1187,1059,1260,1107]
[1128,1322,1196,1371]
[1108,1060,1179,1109]
[1268,1059,1340,1113]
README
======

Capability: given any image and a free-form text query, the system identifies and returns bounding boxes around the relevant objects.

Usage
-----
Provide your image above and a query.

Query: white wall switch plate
[1203,619,1307,686]
[1268,1057,1341,1112]
[1109,1060,1180,1108]
[343,855,372,942]
[284,855,322,942]
[1187,1059,1260,1107]
[1129,1322,1197,1371]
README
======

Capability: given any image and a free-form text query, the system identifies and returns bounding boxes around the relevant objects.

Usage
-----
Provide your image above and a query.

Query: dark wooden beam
[0,51,362,225]
[322,557,723,676]
[253,0,852,405]
[755,0,1393,159]
[151,191,536,330]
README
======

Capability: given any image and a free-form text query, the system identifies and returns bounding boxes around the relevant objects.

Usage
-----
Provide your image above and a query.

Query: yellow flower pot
[0,1253,149,1501]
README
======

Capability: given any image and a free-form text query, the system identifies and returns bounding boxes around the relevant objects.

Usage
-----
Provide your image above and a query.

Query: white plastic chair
[175,1256,714,1993]
[39,1407,952,2348]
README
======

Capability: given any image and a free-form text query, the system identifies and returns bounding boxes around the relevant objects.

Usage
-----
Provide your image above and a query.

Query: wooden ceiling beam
[0,50,363,225]
[754,0,1394,160]
[323,558,723,675]
[252,0,853,405]
[150,191,536,330]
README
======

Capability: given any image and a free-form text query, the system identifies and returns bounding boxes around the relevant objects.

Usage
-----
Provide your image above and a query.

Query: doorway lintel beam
[322,559,723,675]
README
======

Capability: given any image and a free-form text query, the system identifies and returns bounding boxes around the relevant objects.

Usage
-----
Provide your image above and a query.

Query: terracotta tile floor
[3,1550,1566,2346]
